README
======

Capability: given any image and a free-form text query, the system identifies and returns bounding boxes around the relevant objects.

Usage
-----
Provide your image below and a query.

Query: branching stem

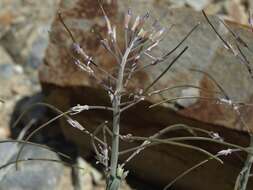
[108,39,135,188]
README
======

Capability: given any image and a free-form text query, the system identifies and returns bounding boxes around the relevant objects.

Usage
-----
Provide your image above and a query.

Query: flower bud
[124,9,132,29]
[131,16,141,32]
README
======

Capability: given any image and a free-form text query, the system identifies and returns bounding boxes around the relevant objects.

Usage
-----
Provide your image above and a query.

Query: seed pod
[124,9,132,29]
[131,16,141,32]
[70,43,90,61]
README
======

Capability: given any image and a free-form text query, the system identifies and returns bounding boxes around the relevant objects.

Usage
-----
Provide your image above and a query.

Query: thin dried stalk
[122,135,223,163]
[0,139,71,160]
[0,158,84,171]
[202,10,253,190]
[14,103,107,170]
[148,84,223,96]
[163,155,218,189]
[143,46,188,94]
[149,96,219,108]
[108,35,136,187]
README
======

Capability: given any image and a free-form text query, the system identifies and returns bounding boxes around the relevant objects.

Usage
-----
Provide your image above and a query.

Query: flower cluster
[122,9,166,63]
[217,148,237,156]
[209,132,224,142]
[69,104,90,115]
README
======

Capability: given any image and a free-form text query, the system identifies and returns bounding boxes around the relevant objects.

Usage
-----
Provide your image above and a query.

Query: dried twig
[143,46,188,94]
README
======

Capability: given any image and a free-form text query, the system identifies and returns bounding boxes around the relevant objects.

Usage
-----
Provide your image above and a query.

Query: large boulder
[39,0,253,189]
[0,142,63,190]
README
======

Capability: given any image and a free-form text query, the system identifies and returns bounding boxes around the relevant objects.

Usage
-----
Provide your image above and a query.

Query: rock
[0,10,13,39]
[177,87,200,107]
[0,59,39,134]
[76,157,102,185]
[186,0,211,11]
[0,128,10,140]
[39,0,253,189]
[0,0,60,67]
[39,0,253,133]
[0,142,63,190]
[26,28,52,69]
[0,0,60,139]
[56,166,74,190]
[224,0,248,24]
[0,46,40,139]
[0,64,23,79]
[0,0,59,139]
[0,46,13,65]
[74,157,94,190]
[170,0,211,11]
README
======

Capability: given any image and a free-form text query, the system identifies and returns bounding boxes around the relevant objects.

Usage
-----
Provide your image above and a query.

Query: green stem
[107,40,135,189]
[235,134,253,190]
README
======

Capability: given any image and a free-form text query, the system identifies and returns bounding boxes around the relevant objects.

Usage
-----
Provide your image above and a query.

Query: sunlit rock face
[39,0,253,189]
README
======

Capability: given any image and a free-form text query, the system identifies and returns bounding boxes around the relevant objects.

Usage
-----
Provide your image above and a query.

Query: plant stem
[235,134,253,190]
[107,40,135,189]
[110,95,121,177]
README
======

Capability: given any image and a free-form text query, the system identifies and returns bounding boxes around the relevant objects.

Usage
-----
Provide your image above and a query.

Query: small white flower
[112,26,117,41]
[74,59,94,74]
[122,134,132,140]
[217,148,234,156]
[218,98,233,105]
[138,89,143,95]
[96,144,109,167]
[70,104,89,115]
[210,132,224,142]
[71,43,90,60]
[108,90,114,102]
[131,16,141,32]
[86,57,93,66]
[140,97,145,101]
[124,9,132,29]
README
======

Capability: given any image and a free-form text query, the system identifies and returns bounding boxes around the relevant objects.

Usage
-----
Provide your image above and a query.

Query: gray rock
[0,64,23,79]
[26,26,51,69]
[170,0,211,10]
[0,48,39,140]
[0,142,63,190]
[0,0,60,67]
[0,46,14,65]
